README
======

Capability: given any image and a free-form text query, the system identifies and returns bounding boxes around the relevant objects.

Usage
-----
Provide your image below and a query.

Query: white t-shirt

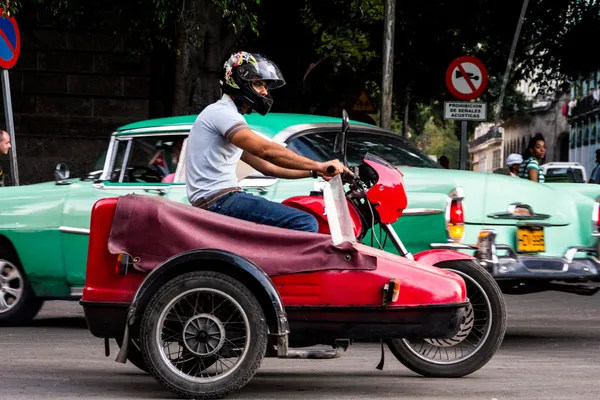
[186,95,248,203]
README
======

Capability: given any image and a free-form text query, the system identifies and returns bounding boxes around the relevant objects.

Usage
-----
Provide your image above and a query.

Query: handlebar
[327,166,336,174]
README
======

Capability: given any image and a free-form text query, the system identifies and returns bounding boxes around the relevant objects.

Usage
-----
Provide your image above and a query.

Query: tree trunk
[171,0,241,115]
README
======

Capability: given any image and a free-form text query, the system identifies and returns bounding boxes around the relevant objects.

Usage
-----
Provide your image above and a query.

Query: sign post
[0,10,20,185]
[444,56,488,170]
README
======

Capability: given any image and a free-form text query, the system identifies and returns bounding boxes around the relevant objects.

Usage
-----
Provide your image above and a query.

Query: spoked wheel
[140,271,267,399]
[0,258,43,326]
[387,260,506,377]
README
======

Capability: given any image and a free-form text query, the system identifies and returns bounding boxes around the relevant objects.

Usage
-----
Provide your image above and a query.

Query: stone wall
[0,11,170,185]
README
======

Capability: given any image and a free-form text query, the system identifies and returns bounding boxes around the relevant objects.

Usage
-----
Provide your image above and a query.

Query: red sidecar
[81,194,469,399]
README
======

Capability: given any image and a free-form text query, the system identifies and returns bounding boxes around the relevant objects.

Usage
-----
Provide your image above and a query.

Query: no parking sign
[0,10,20,69]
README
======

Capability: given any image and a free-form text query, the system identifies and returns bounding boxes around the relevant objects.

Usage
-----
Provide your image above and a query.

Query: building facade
[566,71,600,175]
[469,123,503,173]
[469,84,570,172]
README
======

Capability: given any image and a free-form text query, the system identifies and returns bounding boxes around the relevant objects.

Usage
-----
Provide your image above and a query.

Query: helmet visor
[238,60,286,89]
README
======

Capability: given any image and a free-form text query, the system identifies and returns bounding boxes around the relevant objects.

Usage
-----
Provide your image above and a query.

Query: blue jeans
[207,192,319,233]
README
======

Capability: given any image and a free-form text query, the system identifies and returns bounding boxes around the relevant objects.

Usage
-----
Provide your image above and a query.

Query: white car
[542,162,587,183]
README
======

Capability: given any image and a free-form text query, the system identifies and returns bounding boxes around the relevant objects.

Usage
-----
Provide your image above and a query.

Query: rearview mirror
[334,109,350,154]
[54,163,72,185]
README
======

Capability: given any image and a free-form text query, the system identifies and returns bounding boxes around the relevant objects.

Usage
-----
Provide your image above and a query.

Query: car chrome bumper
[431,230,600,281]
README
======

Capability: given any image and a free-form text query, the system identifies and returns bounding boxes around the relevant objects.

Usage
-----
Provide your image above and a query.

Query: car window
[287,130,441,168]
[109,135,187,183]
[545,167,584,183]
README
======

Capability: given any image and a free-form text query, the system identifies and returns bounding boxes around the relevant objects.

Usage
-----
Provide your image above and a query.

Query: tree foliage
[3,0,598,124]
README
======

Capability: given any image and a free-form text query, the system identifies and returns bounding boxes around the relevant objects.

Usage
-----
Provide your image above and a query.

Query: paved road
[1,292,599,400]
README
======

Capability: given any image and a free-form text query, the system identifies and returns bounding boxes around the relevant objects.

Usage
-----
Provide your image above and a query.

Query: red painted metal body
[82,197,144,304]
[81,199,466,308]
[272,244,465,307]
[363,158,408,223]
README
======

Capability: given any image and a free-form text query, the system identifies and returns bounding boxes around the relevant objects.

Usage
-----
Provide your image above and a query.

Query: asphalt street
[1,292,599,400]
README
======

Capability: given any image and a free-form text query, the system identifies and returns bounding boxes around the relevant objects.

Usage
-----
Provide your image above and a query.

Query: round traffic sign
[0,10,20,70]
[445,56,488,101]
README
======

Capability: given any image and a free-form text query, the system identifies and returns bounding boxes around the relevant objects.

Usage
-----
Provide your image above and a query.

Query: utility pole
[380,0,396,129]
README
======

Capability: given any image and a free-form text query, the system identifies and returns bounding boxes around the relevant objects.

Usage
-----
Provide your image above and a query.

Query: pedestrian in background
[519,133,546,183]
[439,155,450,169]
[0,130,11,186]
[506,153,523,177]
[588,149,600,184]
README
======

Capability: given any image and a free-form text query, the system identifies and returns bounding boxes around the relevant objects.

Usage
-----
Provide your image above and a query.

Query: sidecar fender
[126,249,289,337]
[413,249,475,267]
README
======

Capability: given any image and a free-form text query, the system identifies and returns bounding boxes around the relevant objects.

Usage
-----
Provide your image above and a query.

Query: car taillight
[592,201,600,236]
[447,187,465,242]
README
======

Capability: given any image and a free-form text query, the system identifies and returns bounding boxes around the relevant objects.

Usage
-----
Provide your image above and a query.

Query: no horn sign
[445,56,488,101]
[0,10,20,70]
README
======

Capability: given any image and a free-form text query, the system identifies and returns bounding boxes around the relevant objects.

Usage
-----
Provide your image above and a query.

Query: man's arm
[241,152,312,179]
[230,128,350,178]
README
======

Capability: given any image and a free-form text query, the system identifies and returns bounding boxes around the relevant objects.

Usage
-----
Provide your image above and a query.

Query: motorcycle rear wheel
[387,260,506,377]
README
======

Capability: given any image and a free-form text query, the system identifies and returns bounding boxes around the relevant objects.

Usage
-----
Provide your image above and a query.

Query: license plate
[517,226,545,253]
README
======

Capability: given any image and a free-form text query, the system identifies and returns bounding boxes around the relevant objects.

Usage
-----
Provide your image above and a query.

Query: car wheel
[387,260,507,377]
[115,338,149,373]
[140,271,267,399]
[0,252,44,326]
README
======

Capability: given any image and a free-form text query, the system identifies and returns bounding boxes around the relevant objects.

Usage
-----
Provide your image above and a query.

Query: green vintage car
[1,112,598,325]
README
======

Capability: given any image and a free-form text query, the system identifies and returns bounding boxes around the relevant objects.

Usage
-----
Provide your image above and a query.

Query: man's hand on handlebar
[317,160,353,181]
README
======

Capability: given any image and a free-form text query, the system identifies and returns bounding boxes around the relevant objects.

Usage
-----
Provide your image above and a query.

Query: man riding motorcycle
[185,51,351,232]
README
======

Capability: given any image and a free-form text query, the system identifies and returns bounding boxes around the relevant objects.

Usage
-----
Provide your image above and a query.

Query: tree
[3,0,261,114]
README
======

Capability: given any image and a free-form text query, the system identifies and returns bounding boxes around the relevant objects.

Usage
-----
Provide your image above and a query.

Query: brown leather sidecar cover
[107,194,377,276]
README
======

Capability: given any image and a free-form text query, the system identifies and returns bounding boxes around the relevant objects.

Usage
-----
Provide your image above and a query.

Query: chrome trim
[100,134,118,181]
[274,123,394,145]
[487,202,550,220]
[431,243,475,250]
[401,208,444,216]
[70,287,84,297]
[449,186,465,200]
[382,223,413,260]
[444,186,465,243]
[563,246,597,265]
[173,138,188,183]
[117,126,193,135]
[118,139,133,183]
[59,226,90,235]
[93,183,179,190]
[432,238,598,275]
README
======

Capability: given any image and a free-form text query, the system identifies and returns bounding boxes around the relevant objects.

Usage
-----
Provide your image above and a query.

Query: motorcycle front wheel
[387,260,506,377]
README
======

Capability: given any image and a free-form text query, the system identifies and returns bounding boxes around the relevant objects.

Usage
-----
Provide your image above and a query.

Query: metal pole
[494,0,529,124]
[1,69,19,186]
[380,0,396,129]
[460,120,468,170]
[402,89,409,137]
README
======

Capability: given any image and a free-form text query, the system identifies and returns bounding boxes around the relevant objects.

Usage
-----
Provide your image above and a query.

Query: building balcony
[568,94,600,121]
[469,128,502,151]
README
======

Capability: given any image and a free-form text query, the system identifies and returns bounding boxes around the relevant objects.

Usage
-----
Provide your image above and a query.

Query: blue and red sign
[0,10,20,70]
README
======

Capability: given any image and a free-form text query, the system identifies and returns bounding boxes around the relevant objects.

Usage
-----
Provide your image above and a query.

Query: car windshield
[545,167,584,183]
[287,131,440,168]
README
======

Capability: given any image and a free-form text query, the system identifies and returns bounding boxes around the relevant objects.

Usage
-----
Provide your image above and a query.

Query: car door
[60,132,188,290]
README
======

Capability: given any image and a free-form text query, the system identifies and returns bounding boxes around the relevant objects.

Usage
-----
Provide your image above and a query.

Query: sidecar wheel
[387,260,506,377]
[140,271,267,399]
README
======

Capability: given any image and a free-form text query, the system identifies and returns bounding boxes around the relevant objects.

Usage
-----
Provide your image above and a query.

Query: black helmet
[220,51,286,115]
